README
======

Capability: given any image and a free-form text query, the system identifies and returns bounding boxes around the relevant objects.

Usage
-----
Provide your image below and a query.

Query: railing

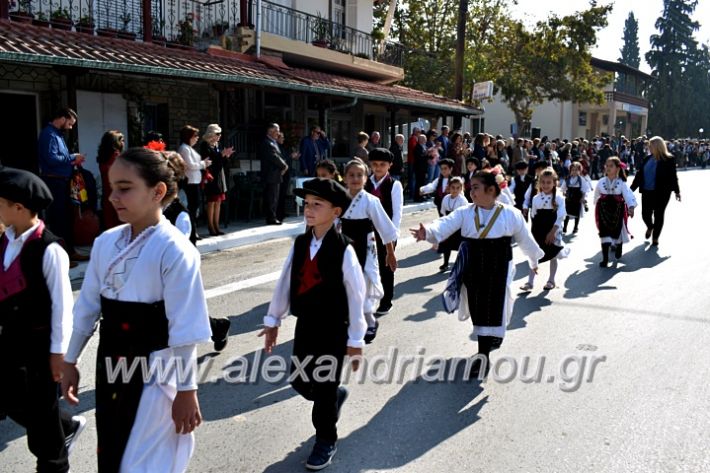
[5,0,404,66]
[7,0,144,37]
[255,0,404,68]
[605,91,649,109]
[152,0,242,46]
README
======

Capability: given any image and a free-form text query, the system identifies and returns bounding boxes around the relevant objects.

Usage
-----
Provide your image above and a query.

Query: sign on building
[472,81,494,101]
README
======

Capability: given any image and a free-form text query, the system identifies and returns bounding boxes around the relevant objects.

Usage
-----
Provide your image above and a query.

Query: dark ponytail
[117,147,186,204]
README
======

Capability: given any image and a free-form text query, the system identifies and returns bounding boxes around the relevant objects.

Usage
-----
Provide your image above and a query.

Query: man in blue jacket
[299,126,330,177]
[37,108,87,264]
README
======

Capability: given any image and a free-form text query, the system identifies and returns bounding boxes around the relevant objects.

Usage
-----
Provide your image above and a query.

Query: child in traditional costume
[365,148,404,315]
[462,157,481,203]
[522,161,550,220]
[315,159,343,183]
[420,158,455,216]
[410,172,543,378]
[561,161,591,233]
[62,148,212,473]
[341,159,398,343]
[520,168,569,291]
[437,176,468,271]
[509,161,532,214]
[594,156,637,267]
[0,168,84,473]
[259,178,366,471]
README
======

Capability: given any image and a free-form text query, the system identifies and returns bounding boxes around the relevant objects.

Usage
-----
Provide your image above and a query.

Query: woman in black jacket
[630,136,681,246]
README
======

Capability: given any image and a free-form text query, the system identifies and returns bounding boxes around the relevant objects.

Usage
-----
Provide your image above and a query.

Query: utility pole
[454,0,468,130]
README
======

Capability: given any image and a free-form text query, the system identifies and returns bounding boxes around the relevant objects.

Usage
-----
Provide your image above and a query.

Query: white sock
[365,312,376,327]
[549,259,558,284]
[527,268,536,286]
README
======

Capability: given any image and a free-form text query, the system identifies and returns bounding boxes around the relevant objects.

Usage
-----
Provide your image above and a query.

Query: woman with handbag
[199,124,233,236]
[178,125,211,241]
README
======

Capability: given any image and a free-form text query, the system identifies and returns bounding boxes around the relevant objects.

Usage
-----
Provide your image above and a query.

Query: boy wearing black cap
[0,167,85,473]
[420,158,455,216]
[365,148,403,315]
[259,178,367,471]
[509,161,532,214]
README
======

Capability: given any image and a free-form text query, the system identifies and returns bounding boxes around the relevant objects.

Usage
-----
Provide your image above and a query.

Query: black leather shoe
[210,317,231,352]
[305,440,337,471]
[364,321,379,344]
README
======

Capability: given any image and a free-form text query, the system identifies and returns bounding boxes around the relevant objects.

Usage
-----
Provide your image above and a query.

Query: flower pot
[118,31,137,41]
[76,24,95,34]
[97,28,119,38]
[10,12,34,24]
[212,24,229,37]
[33,18,51,28]
[51,18,73,31]
[312,40,329,48]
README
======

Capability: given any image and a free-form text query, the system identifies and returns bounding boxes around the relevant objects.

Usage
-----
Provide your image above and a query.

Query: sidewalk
[69,200,435,283]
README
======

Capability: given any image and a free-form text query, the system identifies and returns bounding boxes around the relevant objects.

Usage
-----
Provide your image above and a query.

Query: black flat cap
[368,148,393,163]
[294,178,351,212]
[0,167,53,212]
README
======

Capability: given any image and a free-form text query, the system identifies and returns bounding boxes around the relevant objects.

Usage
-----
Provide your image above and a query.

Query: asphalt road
[2,169,710,473]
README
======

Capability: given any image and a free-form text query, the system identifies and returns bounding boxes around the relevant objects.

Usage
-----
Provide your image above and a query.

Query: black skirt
[565,187,584,218]
[531,208,562,263]
[595,194,625,239]
[461,237,513,327]
[340,218,374,268]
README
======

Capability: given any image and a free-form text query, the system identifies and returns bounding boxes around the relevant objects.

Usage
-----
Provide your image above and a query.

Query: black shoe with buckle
[364,321,379,344]
[210,317,231,352]
[305,440,337,471]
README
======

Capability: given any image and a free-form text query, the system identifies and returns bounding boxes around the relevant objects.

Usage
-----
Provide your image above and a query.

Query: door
[76,91,128,199]
[0,92,38,172]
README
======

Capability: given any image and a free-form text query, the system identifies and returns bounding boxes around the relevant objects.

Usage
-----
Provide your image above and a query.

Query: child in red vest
[0,167,84,473]
[259,178,366,471]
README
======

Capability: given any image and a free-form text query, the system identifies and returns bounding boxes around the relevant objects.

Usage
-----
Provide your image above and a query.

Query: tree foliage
[646,0,709,137]
[618,12,641,68]
[376,1,613,134]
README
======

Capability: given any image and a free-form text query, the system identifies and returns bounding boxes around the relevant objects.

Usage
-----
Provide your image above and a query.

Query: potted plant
[310,13,330,47]
[118,12,136,40]
[10,0,35,23]
[33,11,50,27]
[212,20,229,37]
[151,17,167,45]
[76,14,95,34]
[50,7,73,30]
[175,13,195,47]
[97,26,119,37]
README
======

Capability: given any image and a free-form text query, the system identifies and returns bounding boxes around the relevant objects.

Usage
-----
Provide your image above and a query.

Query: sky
[509,0,710,73]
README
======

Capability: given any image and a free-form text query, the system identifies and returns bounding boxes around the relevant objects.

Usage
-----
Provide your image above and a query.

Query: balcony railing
[5,0,404,66]
[255,0,404,68]
[605,91,649,109]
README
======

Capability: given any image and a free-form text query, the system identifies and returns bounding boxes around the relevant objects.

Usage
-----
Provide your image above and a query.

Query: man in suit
[259,123,289,225]
[413,134,429,202]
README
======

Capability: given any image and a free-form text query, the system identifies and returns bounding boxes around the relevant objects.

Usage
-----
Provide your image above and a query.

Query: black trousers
[264,181,280,222]
[376,235,395,307]
[641,191,671,240]
[184,184,201,234]
[291,371,341,444]
[1,360,73,473]
[42,176,74,253]
[414,168,427,201]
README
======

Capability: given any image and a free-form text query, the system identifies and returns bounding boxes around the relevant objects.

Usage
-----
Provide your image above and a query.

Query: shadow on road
[262,358,487,473]
[508,291,554,331]
[562,243,670,300]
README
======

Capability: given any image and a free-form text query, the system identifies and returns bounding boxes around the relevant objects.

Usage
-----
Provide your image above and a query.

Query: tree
[645,0,701,137]
[490,2,613,136]
[618,12,641,68]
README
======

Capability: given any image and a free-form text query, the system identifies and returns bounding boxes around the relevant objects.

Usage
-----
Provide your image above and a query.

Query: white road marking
[204,236,416,299]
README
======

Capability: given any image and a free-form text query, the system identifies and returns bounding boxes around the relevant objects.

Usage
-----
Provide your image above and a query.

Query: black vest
[365,175,394,220]
[0,228,59,356]
[163,199,196,245]
[289,227,350,326]
[513,175,531,208]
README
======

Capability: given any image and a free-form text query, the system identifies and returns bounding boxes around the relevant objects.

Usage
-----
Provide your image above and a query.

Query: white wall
[482,93,573,139]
